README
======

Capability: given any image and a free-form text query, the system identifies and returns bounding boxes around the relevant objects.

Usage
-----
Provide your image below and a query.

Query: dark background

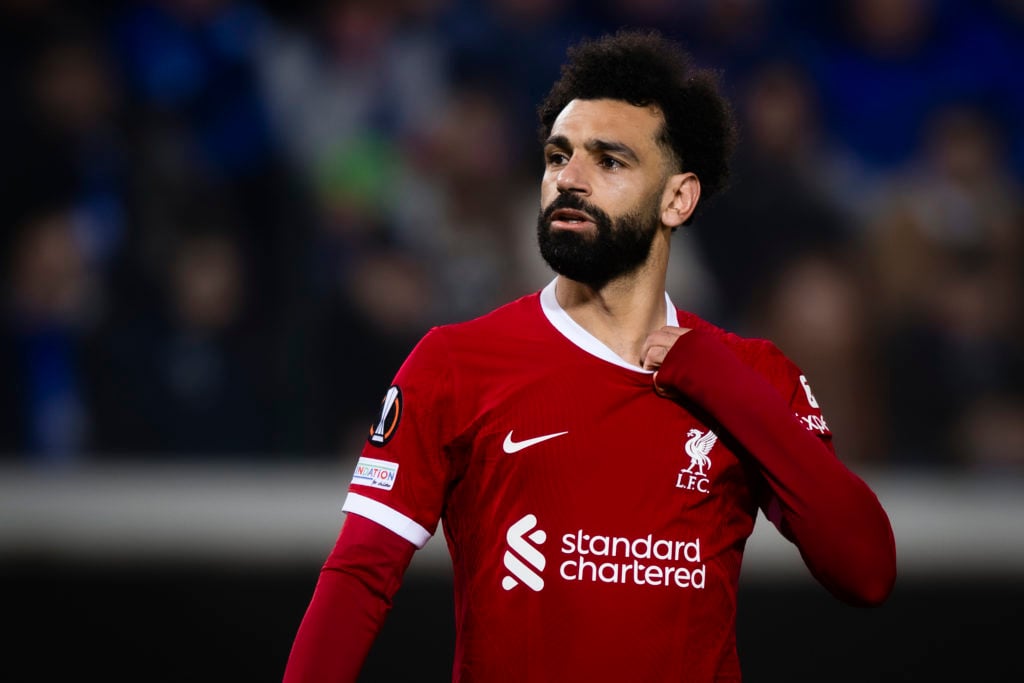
[5,560,1021,682]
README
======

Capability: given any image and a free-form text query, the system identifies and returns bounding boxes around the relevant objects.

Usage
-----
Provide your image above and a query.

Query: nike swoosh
[502,430,569,454]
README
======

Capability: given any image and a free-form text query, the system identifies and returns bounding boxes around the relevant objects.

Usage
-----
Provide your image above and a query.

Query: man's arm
[644,327,897,606]
[283,513,417,682]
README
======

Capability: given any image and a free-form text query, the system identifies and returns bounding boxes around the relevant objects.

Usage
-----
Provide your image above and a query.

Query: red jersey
[342,280,846,682]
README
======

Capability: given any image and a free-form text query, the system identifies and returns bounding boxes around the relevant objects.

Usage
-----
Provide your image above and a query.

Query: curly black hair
[538,29,737,222]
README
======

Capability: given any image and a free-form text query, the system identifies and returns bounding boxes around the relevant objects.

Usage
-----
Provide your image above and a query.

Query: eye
[598,156,624,170]
[546,150,569,166]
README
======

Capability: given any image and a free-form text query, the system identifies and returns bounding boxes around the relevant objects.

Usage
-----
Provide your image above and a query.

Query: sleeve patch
[352,456,399,490]
[368,385,402,446]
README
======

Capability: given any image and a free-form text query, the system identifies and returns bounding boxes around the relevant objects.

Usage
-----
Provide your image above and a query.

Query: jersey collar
[539,277,679,374]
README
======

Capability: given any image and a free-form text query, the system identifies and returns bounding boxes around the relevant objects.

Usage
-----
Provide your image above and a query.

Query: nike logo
[502,430,569,454]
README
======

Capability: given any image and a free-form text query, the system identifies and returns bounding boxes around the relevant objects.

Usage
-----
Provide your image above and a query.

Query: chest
[446,362,757,533]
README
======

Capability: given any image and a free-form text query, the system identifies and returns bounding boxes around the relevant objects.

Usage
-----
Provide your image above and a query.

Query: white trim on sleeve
[342,492,433,548]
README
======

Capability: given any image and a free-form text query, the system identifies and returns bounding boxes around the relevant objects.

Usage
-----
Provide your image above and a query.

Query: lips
[550,208,594,224]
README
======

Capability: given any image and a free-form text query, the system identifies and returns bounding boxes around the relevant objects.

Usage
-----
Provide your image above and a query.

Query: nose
[555,155,590,195]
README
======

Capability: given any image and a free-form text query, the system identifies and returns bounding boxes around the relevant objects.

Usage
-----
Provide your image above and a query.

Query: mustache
[540,193,610,224]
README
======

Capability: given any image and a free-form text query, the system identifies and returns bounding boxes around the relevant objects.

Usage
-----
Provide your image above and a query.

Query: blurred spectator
[799,0,1024,177]
[111,0,299,321]
[258,0,450,247]
[955,393,1024,474]
[750,253,886,464]
[679,0,782,81]
[865,106,1024,466]
[89,226,274,456]
[112,0,276,180]
[693,60,850,328]
[399,85,536,321]
[0,209,98,461]
[441,0,592,147]
[2,9,129,279]
[304,246,436,453]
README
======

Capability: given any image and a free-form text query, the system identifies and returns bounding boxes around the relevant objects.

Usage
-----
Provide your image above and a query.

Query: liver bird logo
[684,428,717,477]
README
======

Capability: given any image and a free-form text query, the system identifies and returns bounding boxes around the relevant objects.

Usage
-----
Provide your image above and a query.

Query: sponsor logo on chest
[502,513,706,592]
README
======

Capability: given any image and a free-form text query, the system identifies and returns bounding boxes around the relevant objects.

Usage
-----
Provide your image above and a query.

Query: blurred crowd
[1,0,1022,472]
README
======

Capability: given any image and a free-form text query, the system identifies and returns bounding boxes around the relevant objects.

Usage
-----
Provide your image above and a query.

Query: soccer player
[283,30,897,683]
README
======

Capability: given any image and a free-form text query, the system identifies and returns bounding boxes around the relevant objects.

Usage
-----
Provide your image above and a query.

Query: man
[284,30,896,682]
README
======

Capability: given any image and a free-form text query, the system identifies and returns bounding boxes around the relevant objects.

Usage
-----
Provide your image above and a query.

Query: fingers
[640,326,691,371]
[639,329,671,367]
[641,346,667,371]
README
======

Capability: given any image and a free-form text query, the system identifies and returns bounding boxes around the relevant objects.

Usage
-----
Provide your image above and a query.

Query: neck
[554,264,669,368]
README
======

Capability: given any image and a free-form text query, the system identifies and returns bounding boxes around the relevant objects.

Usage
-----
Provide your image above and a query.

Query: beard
[537,192,661,289]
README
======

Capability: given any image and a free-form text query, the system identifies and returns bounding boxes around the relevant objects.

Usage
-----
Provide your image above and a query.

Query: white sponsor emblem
[502,514,547,591]
[502,430,569,454]
[677,428,716,493]
[351,456,399,490]
[797,413,830,434]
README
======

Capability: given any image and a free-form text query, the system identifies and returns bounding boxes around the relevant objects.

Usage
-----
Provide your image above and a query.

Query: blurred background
[1,0,1022,680]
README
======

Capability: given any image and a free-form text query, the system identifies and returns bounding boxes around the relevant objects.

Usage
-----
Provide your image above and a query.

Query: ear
[660,173,701,229]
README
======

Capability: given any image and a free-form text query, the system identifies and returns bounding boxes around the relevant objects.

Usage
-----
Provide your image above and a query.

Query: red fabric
[283,514,416,682]
[655,329,897,606]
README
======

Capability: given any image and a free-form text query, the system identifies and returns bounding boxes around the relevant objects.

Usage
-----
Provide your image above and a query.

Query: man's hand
[641,326,691,397]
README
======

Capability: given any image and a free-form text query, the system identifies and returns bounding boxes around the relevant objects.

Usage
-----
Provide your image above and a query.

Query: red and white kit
[288,279,895,683]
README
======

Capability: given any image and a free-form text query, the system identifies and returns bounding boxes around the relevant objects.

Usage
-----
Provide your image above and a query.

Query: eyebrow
[544,135,641,164]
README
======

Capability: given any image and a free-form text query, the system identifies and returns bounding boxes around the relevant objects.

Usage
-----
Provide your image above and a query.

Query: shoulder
[431,291,545,345]
[676,309,830,432]
[676,309,784,366]
[398,291,544,370]
[675,309,801,391]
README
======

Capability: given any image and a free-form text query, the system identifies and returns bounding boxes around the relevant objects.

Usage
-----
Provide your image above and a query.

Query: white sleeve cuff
[342,492,434,548]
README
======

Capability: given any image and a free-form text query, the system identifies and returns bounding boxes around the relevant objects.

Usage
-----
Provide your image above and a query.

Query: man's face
[537,98,672,288]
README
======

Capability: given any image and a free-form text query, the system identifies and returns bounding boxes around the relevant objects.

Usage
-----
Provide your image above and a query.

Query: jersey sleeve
[654,329,897,606]
[282,514,416,683]
[342,327,459,548]
[759,344,834,445]
[748,343,836,527]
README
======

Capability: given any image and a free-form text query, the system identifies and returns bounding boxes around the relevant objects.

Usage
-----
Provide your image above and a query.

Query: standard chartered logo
[502,514,547,591]
[502,514,706,591]
[559,529,706,588]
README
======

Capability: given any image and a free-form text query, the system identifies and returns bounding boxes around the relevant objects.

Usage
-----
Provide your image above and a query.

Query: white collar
[539,278,678,374]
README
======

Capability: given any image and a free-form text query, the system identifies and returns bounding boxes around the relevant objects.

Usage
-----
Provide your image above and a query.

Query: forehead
[549,98,666,152]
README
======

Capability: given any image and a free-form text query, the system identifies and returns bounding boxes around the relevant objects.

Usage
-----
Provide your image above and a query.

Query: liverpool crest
[676,428,717,493]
